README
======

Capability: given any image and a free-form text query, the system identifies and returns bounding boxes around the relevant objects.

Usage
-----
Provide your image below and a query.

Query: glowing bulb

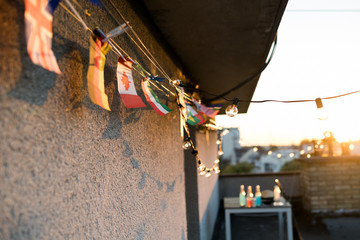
[216,140,221,145]
[306,154,311,159]
[199,171,206,176]
[324,131,332,138]
[215,169,220,174]
[181,107,188,117]
[277,153,282,158]
[214,159,220,164]
[320,145,324,149]
[300,150,305,155]
[315,98,328,120]
[253,147,258,152]
[268,151,272,155]
[222,129,230,136]
[218,150,224,156]
[349,144,355,150]
[182,141,192,150]
[225,104,238,117]
[289,153,295,158]
[307,146,312,151]
[198,163,206,171]
[172,79,181,86]
[205,171,211,177]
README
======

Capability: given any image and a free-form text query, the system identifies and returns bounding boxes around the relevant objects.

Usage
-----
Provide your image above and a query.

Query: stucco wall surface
[0,0,187,239]
[196,131,219,240]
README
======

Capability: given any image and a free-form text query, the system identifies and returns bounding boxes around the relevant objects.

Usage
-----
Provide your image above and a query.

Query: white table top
[224,197,291,209]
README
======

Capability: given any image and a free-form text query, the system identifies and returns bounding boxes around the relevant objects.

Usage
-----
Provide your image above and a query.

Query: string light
[221,129,230,136]
[171,79,182,86]
[225,98,239,117]
[315,98,328,120]
[182,138,192,150]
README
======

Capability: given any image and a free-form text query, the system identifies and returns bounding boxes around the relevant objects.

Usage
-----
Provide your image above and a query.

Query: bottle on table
[255,185,262,206]
[274,185,281,202]
[246,186,253,207]
[239,185,246,207]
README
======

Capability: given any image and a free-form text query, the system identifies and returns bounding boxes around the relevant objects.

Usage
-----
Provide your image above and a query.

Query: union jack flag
[25,0,61,74]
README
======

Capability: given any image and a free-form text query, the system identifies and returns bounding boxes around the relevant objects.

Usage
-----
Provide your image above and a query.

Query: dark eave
[142,0,288,113]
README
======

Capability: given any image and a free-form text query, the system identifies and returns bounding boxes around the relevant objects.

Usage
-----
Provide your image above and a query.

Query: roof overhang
[142,0,288,113]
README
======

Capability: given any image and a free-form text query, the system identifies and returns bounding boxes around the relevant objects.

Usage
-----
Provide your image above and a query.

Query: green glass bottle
[239,185,246,207]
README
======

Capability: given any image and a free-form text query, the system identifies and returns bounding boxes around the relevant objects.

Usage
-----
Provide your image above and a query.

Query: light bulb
[253,147,258,152]
[172,79,181,86]
[306,154,311,159]
[277,153,282,158]
[268,151,272,155]
[205,171,211,177]
[218,150,224,156]
[181,107,188,117]
[214,159,220,164]
[225,104,238,117]
[199,171,206,176]
[215,169,220,174]
[221,129,230,136]
[216,140,221,145]
[182,141,192,150]
[315,98,328,120]
[198,163,206,171]
[289,153,295,158]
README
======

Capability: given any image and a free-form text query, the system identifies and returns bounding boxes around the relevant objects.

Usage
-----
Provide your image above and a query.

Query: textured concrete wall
[0,0,188,239]
[299,157,360,212]
[196,131,219,240]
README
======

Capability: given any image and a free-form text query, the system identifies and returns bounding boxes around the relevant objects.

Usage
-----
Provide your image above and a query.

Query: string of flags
[23,0,223,176]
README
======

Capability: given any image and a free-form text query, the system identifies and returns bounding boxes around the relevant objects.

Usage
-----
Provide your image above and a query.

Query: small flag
[117,57,146,108]
[24,0,61,74]
[208,104,223,112]
[87,28,111,111]
[186,103,205,126]
[192,98,220,119]
[141,78,172,116]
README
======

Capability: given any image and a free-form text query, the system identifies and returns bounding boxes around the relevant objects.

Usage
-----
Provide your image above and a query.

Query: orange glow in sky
[216,0,360,146]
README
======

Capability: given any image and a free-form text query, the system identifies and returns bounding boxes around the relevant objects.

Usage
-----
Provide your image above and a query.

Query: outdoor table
[224,197,293,240]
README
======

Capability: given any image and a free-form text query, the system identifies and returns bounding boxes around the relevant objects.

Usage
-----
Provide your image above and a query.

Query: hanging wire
[100,0,172,83]
[219,90,360,104]
[207,35,278,102]
[105,0,172,81]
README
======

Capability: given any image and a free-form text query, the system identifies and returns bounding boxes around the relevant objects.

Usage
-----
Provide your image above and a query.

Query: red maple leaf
[121,71,131,91]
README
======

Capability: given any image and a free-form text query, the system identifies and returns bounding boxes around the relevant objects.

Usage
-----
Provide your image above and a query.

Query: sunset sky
[216,0,360,146]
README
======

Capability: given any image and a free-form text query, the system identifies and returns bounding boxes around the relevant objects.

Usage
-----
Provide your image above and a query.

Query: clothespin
[102,23,128,42]
[149,75,165,82]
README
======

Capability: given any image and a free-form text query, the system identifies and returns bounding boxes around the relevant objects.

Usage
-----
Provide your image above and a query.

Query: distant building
[259,148,299,172]
[221,128,241,165]
[231,146,300,173]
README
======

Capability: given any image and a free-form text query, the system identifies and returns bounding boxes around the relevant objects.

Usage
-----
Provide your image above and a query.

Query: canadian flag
[117,57,146,108]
